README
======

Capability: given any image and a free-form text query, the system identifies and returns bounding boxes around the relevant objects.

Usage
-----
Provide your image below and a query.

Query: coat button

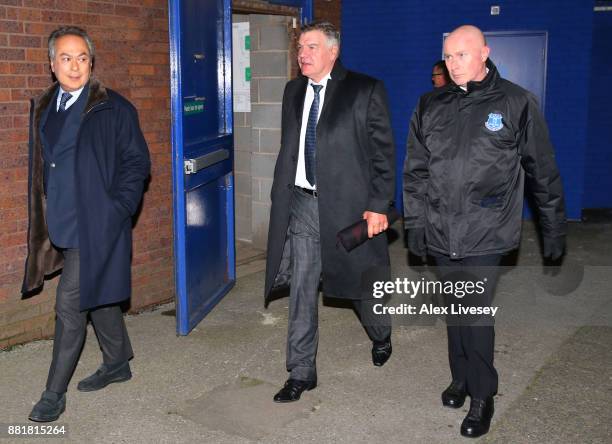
[291,155,297,162]
[287,184,292,189]
[50,162,56,168]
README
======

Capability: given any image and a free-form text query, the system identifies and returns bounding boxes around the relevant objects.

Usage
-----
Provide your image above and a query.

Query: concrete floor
[1,221,610,443]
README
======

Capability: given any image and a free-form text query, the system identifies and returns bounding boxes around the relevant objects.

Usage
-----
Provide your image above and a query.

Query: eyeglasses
[431,73,444,77]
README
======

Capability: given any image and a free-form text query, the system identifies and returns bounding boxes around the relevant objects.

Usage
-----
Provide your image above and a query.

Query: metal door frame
[169,0,235,335]
[168,0,312,335]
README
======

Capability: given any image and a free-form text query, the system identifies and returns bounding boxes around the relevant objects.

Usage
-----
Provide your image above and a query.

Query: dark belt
[296,186,318,198]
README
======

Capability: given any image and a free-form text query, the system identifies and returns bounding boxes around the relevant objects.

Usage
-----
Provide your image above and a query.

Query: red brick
[0,100,28,114]
[11,87,44,100]
[1,302,40,326]
[56,0,86,11]
[25,48,47,61]
[0,61,10,74]
[17,7,41,21]
[143,7,165,19]
[0,34,7,46]
[22,0,56,8]
[0,128,28,143]
[9,34,42,48]
[0,153,28,168]
[128,64,155,76]
[41,10,71,23]
[27,74,51,87]
[0,75,26,87]
[10,62,43,74]
[12,114,29,127]
[0,48,25,60]
[0,19,21,33]
[19,311,54,335]
[25,22,58,35]
[0,318,24,339]
[0,114,11,126]
[5,328,46,348]
[115,4,140,17]
[0,0,23,7]
[71,12,100,25]
[0,89,10,101]
[87,1,115,15]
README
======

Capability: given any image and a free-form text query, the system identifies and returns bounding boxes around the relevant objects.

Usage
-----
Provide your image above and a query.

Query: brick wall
[314,0,341,29]
[341,0,594,220]
[0,0,174,349]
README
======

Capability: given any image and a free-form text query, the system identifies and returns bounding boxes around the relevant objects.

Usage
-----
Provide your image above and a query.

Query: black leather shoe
[372,338,392,367]
[77,362,132,392]
[441,380,467,408]
[460,397,494,438]
[28,390,66,422]
[273,379,317,403]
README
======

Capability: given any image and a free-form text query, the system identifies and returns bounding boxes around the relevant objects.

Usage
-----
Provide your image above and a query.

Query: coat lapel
[293,76,308,126]
[317,60,347,130]
[37,85,58,156]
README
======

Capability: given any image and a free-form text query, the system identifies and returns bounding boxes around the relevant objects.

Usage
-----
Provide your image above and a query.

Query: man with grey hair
[265,21,396,402]
[22,26,150,422]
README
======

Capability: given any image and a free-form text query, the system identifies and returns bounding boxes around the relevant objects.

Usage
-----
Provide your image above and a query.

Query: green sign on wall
[183,101,204,115]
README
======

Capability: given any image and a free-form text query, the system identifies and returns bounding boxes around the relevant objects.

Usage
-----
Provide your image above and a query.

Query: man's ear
[481,45,490,62]
[50,60,55,74]
[331,44,339,61]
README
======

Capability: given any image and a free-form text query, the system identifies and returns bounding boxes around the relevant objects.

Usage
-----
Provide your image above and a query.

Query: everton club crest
[485,112,504,132]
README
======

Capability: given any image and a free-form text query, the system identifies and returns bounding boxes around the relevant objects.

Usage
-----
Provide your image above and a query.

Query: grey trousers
[46,249,133,394]
[286,188,391,382]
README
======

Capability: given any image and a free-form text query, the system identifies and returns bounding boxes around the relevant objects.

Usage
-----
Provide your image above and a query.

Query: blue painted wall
[341,0,595,219]
[584,9,612,209]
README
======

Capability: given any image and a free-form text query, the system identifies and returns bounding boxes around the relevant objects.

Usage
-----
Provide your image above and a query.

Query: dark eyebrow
[58,52,89,57]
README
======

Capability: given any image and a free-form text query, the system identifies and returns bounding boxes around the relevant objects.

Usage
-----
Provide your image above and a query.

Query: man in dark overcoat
[264,22,396,402]
[21,26,150,422]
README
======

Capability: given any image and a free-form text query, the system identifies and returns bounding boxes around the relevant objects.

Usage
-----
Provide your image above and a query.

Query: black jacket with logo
[403,59,566,259]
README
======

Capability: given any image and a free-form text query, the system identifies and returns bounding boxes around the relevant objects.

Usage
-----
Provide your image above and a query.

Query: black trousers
[286,188,391,381]
[46,249,133,394]
[433,253,502,399]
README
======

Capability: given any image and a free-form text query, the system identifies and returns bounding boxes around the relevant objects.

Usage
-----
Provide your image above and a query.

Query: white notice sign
[232,22,251,113]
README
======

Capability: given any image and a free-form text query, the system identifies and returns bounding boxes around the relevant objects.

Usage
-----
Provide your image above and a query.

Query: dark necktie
[59,92,72,112]
[305,83,323,187]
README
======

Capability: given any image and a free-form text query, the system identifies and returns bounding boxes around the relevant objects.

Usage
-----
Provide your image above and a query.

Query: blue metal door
[169,0,235,335]
[484,31,547,111]
[484,31,548,219]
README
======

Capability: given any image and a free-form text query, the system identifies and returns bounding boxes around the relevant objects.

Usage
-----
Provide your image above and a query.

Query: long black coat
[22,78,151,311]
[264,61,395,304]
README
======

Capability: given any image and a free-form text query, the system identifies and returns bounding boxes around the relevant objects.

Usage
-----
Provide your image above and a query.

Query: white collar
[308,72,332,88]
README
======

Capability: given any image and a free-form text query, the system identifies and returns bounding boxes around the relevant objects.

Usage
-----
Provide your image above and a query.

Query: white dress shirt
[55,85,85,111]
[294,72,332,190]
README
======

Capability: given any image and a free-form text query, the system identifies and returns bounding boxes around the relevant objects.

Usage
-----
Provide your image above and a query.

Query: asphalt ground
[1,221,610,443]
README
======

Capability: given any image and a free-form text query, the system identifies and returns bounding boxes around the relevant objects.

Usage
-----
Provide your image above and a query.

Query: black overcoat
[264,61,395,304]
[22,78,151,311]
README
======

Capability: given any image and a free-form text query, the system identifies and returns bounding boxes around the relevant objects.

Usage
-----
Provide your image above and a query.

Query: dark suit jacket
[264,61,396,304]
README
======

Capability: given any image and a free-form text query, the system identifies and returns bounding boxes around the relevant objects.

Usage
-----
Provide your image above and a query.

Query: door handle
[184,148,229,175]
